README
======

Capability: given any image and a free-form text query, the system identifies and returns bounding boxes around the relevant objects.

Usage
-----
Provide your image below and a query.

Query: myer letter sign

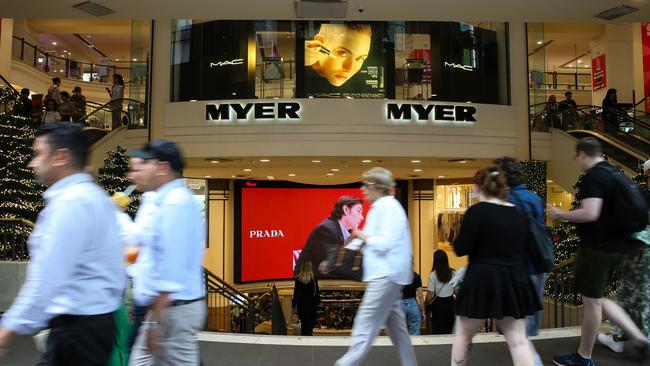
[386,103,477,123]
[206,102,301,121]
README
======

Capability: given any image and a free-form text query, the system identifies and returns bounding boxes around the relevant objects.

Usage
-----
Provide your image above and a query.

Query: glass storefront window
[170,20,510,105]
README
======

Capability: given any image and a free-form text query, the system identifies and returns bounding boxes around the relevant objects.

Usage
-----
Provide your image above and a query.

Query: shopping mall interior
[0,1,649,365]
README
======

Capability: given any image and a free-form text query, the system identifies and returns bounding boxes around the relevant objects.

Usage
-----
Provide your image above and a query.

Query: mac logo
[444,62,474,71]
[209,58,244,67]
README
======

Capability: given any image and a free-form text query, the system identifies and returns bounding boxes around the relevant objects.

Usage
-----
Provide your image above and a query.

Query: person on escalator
[559,91,578,129]
[58,92,76,122]
[70,86,86,123]
[601,88,621,134]
[108,74,125,130]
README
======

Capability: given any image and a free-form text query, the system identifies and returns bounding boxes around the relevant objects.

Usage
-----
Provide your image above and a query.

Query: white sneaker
[597,333,625,353]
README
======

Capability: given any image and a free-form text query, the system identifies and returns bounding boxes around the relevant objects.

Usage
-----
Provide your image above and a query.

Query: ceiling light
[413,169,422,172]
[210,160,219,164]
[585,65,589,68]
[267,176,275,180]
[547,180,554,183]
[577,60,582,63]
[311,160,321,163]
[231,175,236,178]
[594,5,638,21]
[63,50,67,53]
[438,175,446,178]
[260,159,270,163]
[115,58,119,61]
[204,175,211,178]
[536,41,543,45]
[326,173,334,176]
[411,160,421,163]
[243,168,252,172]
[132,58,137,61]
[567,64,573,67]
[362,160,372,163]
[190,99,198,102]
[37,58,43,63]
[73,1,116,17]
[458,160,467,164]
[52,42,57,45]
[331,168,340,172]
[288,173,296,177]
[59,69,64,72]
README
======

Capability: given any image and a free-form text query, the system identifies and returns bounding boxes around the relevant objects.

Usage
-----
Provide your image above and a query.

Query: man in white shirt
[127,140,206,366]
[0,123,125,365]
[335,167,417,366]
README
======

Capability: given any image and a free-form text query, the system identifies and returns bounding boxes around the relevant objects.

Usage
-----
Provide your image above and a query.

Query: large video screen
[234,181,407,283]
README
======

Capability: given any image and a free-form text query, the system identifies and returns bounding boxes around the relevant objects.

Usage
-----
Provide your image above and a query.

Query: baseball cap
[131,140,184,173]
[643,159,650,173]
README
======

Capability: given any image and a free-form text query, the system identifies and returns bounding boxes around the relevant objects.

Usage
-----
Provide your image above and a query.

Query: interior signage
[444,62,474,71]
[206,102,301,121]
[386,103,477,123]
[209,58,244,68]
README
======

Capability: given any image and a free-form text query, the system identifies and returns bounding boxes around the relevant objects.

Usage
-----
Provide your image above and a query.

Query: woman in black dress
[292,260,320,336]
[451,166,541,366]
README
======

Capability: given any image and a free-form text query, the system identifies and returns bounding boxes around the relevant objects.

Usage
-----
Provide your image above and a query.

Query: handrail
[203,267,256,333]
[0,218,34,261]
[568,129,648,161]
[633,94,649,109]
[530,102,650,130]
[0,217,35,228]
[78,98,144,127]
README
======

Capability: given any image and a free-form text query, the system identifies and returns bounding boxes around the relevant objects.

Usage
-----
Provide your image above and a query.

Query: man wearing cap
[127,140,206,366]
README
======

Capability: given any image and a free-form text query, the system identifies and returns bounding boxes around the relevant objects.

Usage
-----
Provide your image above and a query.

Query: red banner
[592,54,607,91]
[642,23,650,113]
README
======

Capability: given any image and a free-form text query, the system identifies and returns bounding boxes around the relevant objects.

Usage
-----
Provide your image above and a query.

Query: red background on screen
[240,187,368,282]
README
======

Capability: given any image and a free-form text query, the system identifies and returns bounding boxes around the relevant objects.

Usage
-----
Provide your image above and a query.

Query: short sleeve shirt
[577,161,633,252]
[402,272,422,300]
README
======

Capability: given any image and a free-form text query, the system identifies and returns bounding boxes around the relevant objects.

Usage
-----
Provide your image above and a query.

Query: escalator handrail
[565,129,648,161]
[0,74,21,98]
[633,94,649,109]
[78,98,144,124]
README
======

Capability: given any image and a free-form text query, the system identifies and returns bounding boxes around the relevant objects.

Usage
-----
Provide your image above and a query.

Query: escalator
[531,102,649,171]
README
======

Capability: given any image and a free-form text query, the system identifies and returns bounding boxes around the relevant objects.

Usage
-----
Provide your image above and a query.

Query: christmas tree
[97,146,141,217]
[633,162,647,187]
[521,160,547,204]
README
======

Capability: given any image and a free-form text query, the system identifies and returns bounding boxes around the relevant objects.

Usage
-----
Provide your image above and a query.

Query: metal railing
[11,36,143,84]
[543,257,581,328]
[0,218,34,261]
[79,98,147,130]
[204,268,256,333]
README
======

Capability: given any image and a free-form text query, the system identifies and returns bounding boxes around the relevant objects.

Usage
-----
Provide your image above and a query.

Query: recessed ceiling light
[267,176,275,180]
[288,173,296,177]
[63,50,67,53]
[438,175,446,178]
[584,65,589,68]
[52,42,57,45]
[536,41,543,45]
[210,160,219,164]
[204,175,211,178]
[115,58,119,61]
[577,60,582,63]
[311,160,321,163]
[413,169,422,172]
[458,160,468,164]
[190,99,198,102]
[243,168,252,172]
[411,160,421,163]
[568,64,573,67]
[331,168,340,172]
[326,173,334,176]
[231,175,236,178]
[362,160,372,163]
[260,159,270,163]
[546,180,554,183]
[59,69,64,72]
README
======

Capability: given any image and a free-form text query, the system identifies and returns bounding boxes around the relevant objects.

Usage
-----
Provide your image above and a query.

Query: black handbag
[512,191,555,273]
[324,236,364,282]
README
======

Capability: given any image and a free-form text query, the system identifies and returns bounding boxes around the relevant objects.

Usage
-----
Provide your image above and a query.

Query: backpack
[511,191,555,273]
[594,164,649,235]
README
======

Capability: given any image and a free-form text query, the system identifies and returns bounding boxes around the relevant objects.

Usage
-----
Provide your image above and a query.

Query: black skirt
[428,296,455,335]
[454,263,541,319]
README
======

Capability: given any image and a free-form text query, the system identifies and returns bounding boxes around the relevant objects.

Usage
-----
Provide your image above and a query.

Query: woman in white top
[42,99,61,124]
[108,74,125,130]
[426,249,456,334]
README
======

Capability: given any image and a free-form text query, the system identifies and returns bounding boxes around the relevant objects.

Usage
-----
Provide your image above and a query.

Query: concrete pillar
[632,23,647,106]
[150,19,172,141]
[509,22,531,160]
[590,24,634,105]
[0,19,15,78]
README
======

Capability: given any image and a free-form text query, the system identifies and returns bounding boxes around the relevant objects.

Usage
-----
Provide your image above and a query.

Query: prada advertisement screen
[298,22,388,99]
[233,180,408,283]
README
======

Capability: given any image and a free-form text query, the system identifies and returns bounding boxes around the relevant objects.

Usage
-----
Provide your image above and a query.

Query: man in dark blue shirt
[495,156,546,366]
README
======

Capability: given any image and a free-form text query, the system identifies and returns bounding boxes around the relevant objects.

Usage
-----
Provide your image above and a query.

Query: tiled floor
[3,331,645,366]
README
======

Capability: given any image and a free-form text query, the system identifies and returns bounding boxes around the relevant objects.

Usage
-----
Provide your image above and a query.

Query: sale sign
[642,23,650,113]
[592,54,607,91]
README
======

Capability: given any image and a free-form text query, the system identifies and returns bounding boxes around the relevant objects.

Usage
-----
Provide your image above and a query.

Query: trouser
[128,299,206,366]
[402,298,421,335]
[37,312,116,366]
[128,304,149,353]
[614,247,650,339]
[335,277,417,366]
[525,273,547,337]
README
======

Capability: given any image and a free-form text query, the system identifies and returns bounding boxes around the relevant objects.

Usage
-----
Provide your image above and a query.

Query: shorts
[573,247,626,299]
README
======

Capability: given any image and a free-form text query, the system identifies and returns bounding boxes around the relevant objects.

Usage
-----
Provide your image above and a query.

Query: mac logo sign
[209,58,244,68]
[444,62,474,71]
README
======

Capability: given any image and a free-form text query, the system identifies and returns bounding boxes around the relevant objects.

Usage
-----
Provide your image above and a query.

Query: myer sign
[204,100,477,124]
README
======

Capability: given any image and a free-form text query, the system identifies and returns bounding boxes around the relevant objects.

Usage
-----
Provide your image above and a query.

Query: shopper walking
[402,270,425,335]
[334,167,417,366]
[495,156,547,366]
[0,123,126,365]
[426,250,456,335]
[451,166,540,366]
[127,140,206,366]
[292,261,320,336]
[109,74,125,130]
[548,138,650,366]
